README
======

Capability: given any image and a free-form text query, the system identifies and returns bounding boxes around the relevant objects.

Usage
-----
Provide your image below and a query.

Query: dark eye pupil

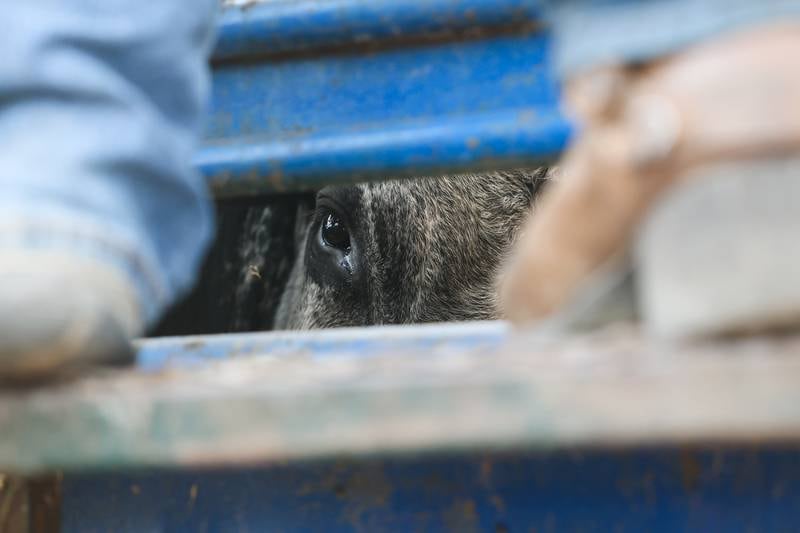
[321,213,350,251]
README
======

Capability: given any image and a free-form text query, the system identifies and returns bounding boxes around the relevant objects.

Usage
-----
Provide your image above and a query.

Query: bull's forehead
[355,173,534,250]
[347,174,532,322]
[355,177,490,269]
[291,170,543,327]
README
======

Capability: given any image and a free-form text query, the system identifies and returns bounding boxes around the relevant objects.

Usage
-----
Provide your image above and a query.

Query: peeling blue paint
[201,1,570,195]
[62,448,800,532]
[136,321,509,371]
[214,0,546,60]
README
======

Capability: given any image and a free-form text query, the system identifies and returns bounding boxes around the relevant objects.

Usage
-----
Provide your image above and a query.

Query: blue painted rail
[62,447,800,532]
[135,320,509,371]
[199,0,571,195]
[5,326,800,531]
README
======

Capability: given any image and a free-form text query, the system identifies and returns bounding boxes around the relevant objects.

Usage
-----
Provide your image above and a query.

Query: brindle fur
[275,168,549,329]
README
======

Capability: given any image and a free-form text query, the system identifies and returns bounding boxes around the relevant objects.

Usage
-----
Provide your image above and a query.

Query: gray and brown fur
[275,168,549,329]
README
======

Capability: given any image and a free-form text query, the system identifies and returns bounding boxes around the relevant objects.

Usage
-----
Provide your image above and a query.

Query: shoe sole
[0,253,139,385]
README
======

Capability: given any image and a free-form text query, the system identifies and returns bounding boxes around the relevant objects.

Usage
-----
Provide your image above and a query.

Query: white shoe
[0,251,143,383]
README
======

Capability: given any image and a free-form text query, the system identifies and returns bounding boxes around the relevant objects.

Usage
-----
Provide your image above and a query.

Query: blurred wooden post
[0,475,61,533]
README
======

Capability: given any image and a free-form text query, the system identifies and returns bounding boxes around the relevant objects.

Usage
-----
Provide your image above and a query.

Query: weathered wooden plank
[1,325,800,473]
[0,474,61,533]
[0,476,29,533]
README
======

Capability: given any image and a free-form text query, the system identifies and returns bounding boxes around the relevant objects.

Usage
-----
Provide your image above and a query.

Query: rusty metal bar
[199,0,570,195]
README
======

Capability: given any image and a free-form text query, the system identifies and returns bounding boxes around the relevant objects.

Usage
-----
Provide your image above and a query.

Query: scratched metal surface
[135,321,509,371]
[199,0,571,195]
[214,0,546,60]
[61,447,800,532]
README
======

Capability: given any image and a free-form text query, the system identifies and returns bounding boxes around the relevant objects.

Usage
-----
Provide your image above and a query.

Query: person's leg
[0,0,218,380]
[542,0,800,79]
[503,1,800,337]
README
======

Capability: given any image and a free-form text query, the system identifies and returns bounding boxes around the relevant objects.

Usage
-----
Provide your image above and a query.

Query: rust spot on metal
[443,499,479,533]
[332,483,347,498]
[187,483,200,513]
[679,450,701,492]
[337,466,393,530]
[490,494,507,514]
[479,458,493,483]
[183,340,207,351]
[267,166,288,193]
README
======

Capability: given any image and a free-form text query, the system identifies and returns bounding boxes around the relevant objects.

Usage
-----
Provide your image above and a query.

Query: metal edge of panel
[196,109,571,195]
[214,0,545,61]
[135,321,510,371]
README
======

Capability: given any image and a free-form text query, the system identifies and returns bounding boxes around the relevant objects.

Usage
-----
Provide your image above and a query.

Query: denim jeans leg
[541,0,800,78]
[0,0,219,326]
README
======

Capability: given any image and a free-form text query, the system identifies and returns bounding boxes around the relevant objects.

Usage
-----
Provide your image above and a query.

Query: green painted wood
[1,326,800,473]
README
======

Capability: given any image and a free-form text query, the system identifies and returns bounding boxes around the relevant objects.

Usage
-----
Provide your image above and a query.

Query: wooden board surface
[1,325,800,473]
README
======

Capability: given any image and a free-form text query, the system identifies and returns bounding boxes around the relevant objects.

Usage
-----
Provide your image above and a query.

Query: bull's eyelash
[313,195,351,226]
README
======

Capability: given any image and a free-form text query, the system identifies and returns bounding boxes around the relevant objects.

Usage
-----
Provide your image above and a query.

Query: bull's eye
[321,212,351,251]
